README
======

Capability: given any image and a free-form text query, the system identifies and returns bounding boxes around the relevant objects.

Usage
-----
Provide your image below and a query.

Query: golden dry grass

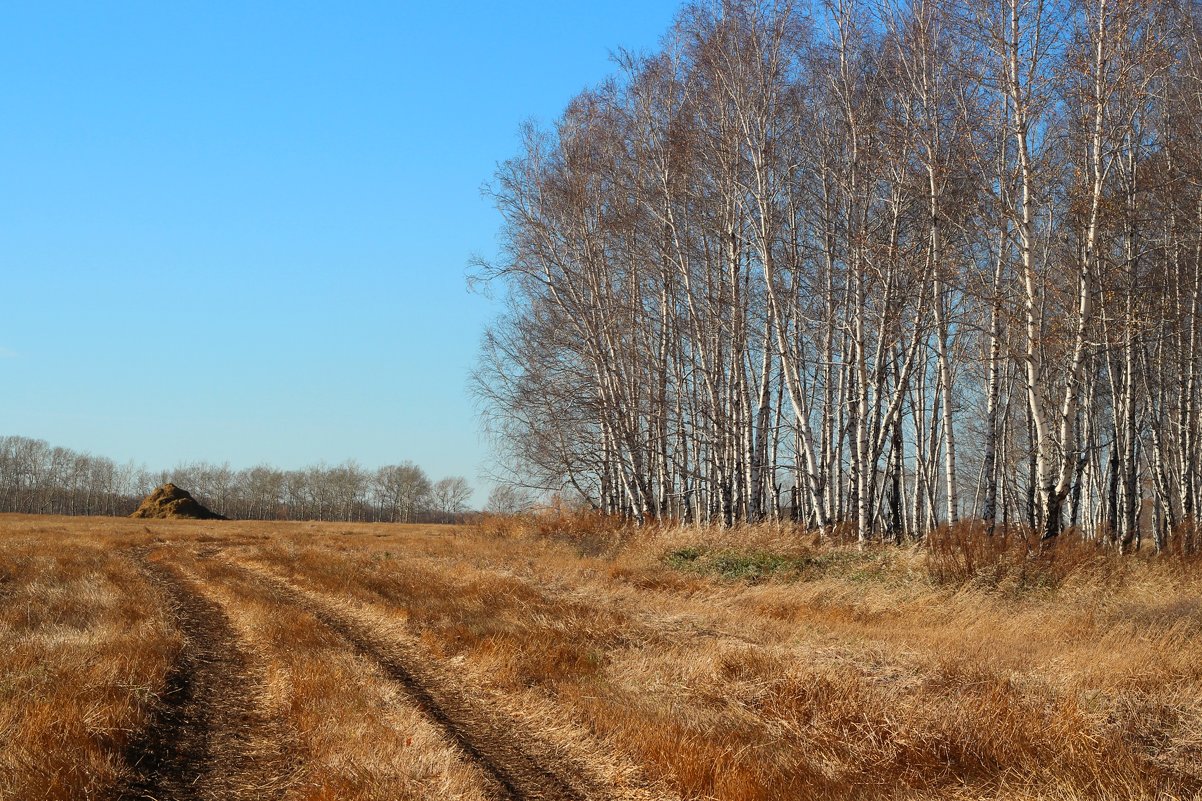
[0,518,176,801]
[3,512,1202,801]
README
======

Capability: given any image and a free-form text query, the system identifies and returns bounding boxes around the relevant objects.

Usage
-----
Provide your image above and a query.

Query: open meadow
[2,513,1202,801]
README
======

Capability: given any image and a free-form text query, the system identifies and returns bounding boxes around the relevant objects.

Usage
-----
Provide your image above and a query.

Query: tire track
[231,559,597,801]
[117,549,289,801]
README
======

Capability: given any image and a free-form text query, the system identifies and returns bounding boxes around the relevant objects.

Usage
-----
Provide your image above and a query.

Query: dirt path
[117,550,289,801]
[232,560,597,801]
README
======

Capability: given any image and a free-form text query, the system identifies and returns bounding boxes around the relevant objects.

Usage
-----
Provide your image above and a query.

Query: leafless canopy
[476,0,1202,547]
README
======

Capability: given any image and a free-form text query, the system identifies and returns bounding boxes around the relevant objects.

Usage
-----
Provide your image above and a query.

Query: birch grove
[476,0,1202,547]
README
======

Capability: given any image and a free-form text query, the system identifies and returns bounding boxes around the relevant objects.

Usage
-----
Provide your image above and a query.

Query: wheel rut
[117,550,287,801]
[234,560,597,801]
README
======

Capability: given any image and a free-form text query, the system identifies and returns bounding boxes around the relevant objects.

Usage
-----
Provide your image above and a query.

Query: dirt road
[117,552,293,801]
[114,544,601,801]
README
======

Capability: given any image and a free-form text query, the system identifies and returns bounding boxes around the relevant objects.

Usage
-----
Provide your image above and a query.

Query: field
[3,514,1202,801]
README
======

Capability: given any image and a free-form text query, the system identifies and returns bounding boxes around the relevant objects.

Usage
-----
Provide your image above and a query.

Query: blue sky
[0,2,680,499]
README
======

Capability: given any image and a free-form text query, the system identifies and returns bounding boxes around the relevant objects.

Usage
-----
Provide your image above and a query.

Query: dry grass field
[2,513,1201,801]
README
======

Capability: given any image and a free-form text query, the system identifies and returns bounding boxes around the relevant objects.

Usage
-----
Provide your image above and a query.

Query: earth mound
[131,483,227,520]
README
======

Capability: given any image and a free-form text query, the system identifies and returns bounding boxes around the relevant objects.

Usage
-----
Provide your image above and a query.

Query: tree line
[475,0,1202,549]
[0,435,473,522]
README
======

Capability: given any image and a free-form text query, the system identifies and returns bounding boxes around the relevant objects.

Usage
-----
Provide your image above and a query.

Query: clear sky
[0,1,680,500]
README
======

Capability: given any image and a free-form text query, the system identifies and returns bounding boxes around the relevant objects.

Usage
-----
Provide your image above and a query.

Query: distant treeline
[0,435,472,522]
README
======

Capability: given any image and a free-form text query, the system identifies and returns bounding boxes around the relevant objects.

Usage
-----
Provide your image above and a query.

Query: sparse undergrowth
[4,512,1202,801]
[664,545,895,583]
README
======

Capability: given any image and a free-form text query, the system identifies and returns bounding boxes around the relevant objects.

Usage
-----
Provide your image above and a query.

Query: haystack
[130,483,226,520]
